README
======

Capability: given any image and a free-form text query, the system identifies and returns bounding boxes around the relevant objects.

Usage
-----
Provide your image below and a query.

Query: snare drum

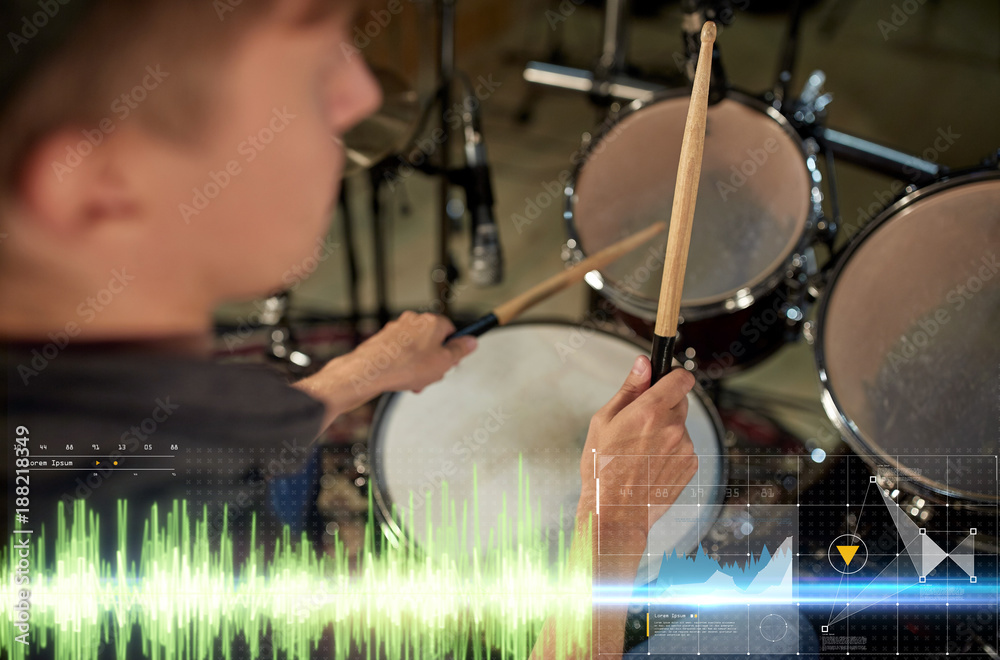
[815,171,1000,507]
[368,323,726,574]
[565,91,823,377]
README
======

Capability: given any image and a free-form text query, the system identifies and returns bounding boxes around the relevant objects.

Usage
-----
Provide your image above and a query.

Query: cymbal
[342,67,422,175]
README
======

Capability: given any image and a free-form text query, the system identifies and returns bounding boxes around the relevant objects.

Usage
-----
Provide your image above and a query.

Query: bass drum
[368,323,727,577]
[565,90,823,378]
[815,170,1000,506]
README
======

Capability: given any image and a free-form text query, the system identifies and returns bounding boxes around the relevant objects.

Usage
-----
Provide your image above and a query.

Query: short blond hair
[0,0,339,205]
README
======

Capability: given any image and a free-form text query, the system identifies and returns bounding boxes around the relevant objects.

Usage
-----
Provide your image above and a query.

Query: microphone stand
[432,0,459,317]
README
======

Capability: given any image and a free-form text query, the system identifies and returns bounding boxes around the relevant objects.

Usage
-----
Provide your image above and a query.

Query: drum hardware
[785,69,945,189]
[817,126,945,186]
[522,61,665,104]
[560,239,585,267]
[522,0,738,107]
[523,0,665,106]
[259,291,316,377]
[317,444,372,560]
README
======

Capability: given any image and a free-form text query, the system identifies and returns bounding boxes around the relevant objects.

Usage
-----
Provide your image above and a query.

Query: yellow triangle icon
[837,545,859,565]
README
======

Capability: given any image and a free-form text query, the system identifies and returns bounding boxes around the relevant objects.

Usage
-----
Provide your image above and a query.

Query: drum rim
[814,169,1000,506]
[366,321,730,548]
[564,89,822,322]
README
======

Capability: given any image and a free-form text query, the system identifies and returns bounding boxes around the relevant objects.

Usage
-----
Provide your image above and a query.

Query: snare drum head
[370,324,725,562]
[818,174,1000,503]
[570,94,812,313]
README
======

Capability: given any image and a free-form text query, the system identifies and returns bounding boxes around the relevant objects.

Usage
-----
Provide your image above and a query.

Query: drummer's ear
[15,127,138,240]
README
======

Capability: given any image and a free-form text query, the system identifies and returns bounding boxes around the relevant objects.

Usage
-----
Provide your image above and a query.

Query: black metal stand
[432,0,458,318]
[772,0,803,106]
[338,183,363,346]
[368,168,392,329]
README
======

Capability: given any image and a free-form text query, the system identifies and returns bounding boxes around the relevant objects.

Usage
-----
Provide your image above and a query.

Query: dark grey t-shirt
[3,339,326,563]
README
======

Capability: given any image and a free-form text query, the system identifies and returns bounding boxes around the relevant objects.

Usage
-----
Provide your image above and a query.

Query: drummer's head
[0,0,381,336]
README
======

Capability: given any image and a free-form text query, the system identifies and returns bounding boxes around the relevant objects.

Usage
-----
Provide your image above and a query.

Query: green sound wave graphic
[1,462,591,660]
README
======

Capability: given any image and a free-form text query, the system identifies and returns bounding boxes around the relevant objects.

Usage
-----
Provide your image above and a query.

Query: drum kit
[301,0,999,653]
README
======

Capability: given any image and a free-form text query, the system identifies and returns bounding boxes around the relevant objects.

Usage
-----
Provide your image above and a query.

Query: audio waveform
[0,462,591,660]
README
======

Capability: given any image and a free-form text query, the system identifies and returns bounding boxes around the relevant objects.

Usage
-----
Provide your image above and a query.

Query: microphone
[460,89,503,287]
[680,0,703,81]
[680,0,728,104]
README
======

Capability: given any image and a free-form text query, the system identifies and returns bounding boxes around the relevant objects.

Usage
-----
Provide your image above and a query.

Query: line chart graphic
[802,454,999,656]
[880,485,976,580]
[642,536,800,656]
[823,477,984,631]
[651,536,794,602]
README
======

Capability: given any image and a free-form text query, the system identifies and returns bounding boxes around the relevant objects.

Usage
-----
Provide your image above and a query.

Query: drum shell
[613,286,795,378]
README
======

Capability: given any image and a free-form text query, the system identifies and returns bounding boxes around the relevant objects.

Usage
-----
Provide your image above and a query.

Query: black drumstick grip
[650,333,676,386]
[443,312,499,344]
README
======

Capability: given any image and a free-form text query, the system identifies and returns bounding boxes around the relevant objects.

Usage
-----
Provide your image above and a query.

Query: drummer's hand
[578,355,698,546]
[293,312,476,432]
[357,311,477,393]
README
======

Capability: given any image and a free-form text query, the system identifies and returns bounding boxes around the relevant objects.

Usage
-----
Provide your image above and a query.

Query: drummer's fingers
[596,355,652,421]
[644,368,696,411]
[426,314,456,341]
[444,336,477,363]
[399,311,453,341]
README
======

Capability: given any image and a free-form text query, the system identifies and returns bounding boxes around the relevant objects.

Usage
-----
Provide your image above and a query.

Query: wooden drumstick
[650,21,716,386]
[446,221,667,341]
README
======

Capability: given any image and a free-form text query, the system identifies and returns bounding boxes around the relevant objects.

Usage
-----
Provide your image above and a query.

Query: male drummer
[0,1,698,658]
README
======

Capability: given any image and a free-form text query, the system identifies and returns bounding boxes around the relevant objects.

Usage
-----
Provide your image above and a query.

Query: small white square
[971,576,977,583]
[820,626,828,633]
[971,528,977,535]
[918,528,926,535]
[869,476,877,483]
[919,576,926,583]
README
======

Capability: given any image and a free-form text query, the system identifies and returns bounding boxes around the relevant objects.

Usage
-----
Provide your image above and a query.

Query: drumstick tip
[701,20,717,43]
